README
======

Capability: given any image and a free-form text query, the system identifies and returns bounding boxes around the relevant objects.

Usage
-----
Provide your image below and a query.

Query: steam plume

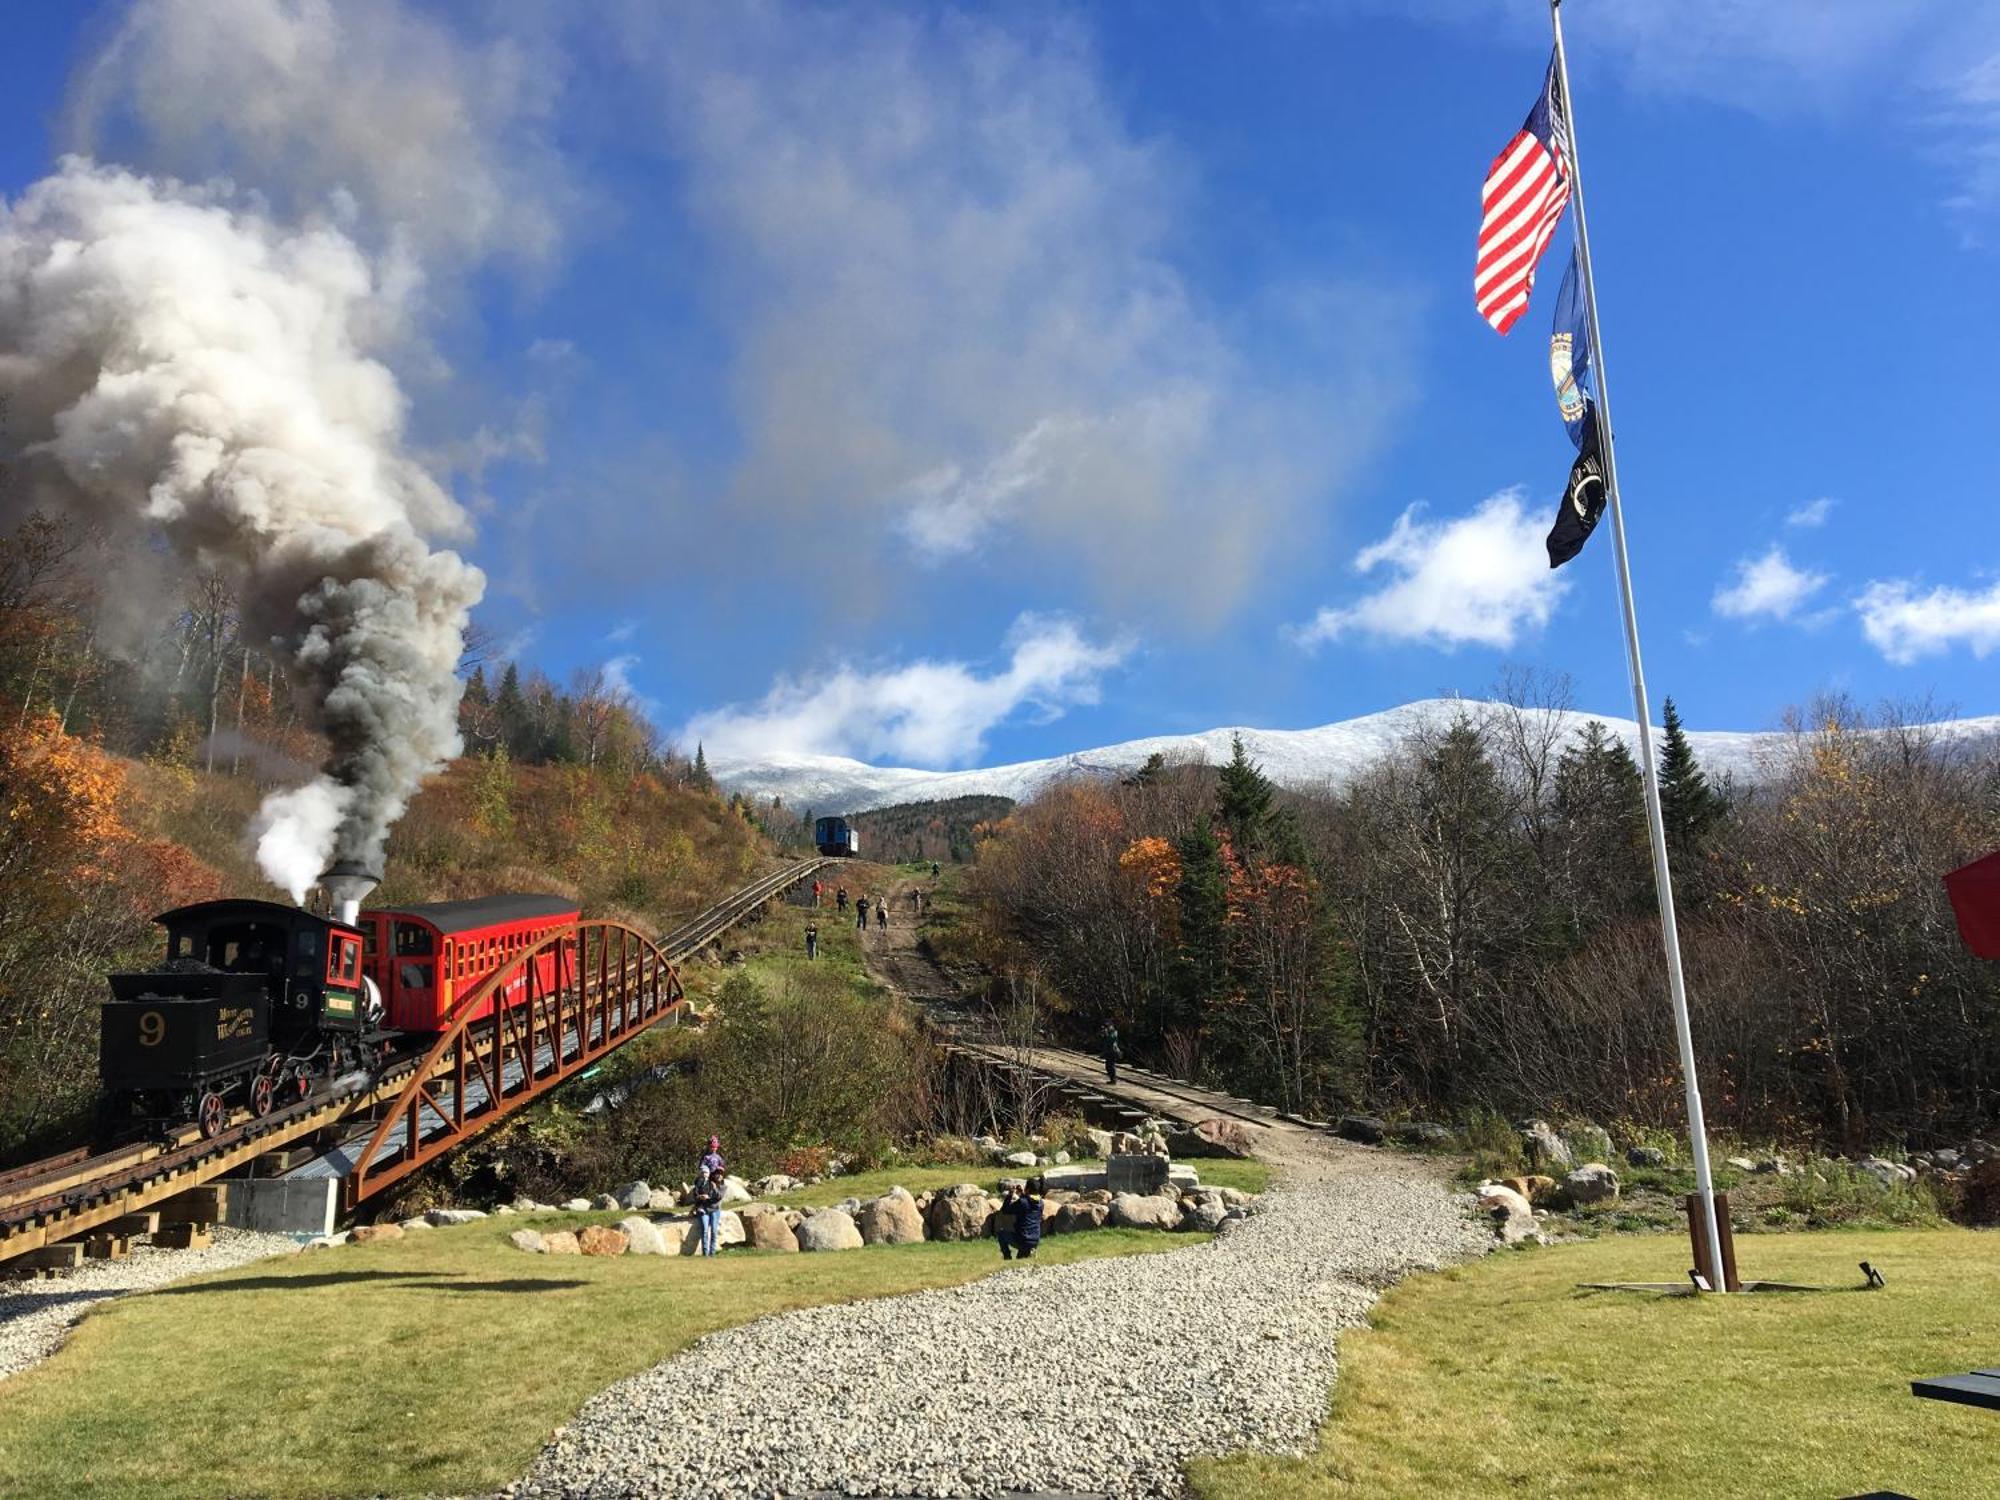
[0,159,483,897]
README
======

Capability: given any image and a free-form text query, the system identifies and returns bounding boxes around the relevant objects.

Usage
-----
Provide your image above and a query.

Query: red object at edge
[1943,849,2000,959]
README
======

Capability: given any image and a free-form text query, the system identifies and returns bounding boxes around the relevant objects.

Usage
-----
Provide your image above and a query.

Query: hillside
[847,796,1015,865]
[712,697,2000,812]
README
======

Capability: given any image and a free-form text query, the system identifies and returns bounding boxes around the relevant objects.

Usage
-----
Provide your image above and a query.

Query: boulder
[856,1189,926,1246]
[1856,1155,1915,1188]
[508,1198,549,1214]
[591,1193,619,1211]
[578,1224,629,1256]
[509,1228,548,1254]
[1392,1121,1456,1149]
[1001,1150,1039,1168]
[1521,1121,1572,1171]
[494,1204,515,1215]
[743,1211,800,1252]
[617,1216,667,1255]
[1501,1174,1557,1204]
[835,1196,863,1216]
[1626,1146,1666,1168]
[926,1185,994,1242]
[1084,1128,1116,1159]
[1217,1186,1251,1208]
[751,1174,803,1197]
[562,1198,593,1213]
[1335,1115,1387,1145]
[1564,1122,1614,1164]
[797,1208,864,1252]
[720,1175,752,1204]
[1107,1153,1171,1195]
[1564,1163,1620,1207]
[1051,1201,1109,1233]
[650,1218,693,1255]
[542,1230,581,1255]
[1751,1158,1789,1176]
[1109,1192,1183,1231]
[613,1181,653,1210]
[399,1218,432,1232]
[1725,1156,1757,1173]
[349,1223,403,1245]
[1476,1183,1537,1244]
[424,1207,487,1227]
[1053,1149,1071,1165]
[1185,1197,1229,1232]
[1187,1118,1259,1159]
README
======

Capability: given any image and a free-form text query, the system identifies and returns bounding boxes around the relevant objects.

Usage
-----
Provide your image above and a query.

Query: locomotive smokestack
[320,861,381,927]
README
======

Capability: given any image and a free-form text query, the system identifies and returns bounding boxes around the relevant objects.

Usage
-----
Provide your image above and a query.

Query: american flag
[1476,56,1570,336]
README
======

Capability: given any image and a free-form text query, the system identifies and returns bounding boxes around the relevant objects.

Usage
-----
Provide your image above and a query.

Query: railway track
[0,856,831,1269]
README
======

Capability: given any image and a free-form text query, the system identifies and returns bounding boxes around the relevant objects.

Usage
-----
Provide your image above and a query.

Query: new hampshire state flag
[1546,251,1605,568]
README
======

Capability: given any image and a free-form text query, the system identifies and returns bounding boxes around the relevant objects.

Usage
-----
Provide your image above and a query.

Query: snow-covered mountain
[712,698,2000,815]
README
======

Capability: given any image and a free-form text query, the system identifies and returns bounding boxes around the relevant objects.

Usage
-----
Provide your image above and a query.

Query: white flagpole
[1548,0,1728,1293]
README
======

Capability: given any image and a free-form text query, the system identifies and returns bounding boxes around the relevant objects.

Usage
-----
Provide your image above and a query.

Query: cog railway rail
[0,858,830,1271]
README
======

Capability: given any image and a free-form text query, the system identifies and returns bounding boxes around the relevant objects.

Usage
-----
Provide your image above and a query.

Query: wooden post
[1687,1191,1740,1292]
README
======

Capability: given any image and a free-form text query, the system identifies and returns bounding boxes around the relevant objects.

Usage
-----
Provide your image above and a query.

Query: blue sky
[4,1,1996,771]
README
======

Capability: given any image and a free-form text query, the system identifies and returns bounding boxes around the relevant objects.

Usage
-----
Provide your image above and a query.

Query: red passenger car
[358,894,580,1032]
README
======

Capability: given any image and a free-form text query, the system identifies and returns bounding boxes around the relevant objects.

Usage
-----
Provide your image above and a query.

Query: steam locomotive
[814,815,860,858]
[100,865,578,1139]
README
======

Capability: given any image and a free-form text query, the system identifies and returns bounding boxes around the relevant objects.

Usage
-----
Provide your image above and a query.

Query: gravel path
[512,1136,1488,1499]
[0,1227,300,1382]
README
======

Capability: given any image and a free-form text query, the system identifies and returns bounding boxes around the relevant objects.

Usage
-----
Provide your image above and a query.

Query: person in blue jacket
[1008,1175,1045,1260]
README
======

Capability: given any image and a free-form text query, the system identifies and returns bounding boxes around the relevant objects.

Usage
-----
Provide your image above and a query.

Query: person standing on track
[804,921,818,960]
[876,899,887,932]
[837,886,848,914]
[698,1134,725,1180]
[1099,1021,1122,1086]
[856,894,870,931]
[812,878,822,908]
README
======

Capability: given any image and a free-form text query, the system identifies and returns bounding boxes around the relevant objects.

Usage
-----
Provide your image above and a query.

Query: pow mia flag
[1547,401,1605,567]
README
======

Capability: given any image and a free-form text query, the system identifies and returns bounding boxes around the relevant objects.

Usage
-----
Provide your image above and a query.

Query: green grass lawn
[1192,1227,2000,1500]
[0,1217,1201,1500]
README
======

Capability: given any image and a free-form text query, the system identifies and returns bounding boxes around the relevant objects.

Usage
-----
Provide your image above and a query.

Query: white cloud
[1785,497,1836,528]
[1288,490,1564,651]
[682,615,1130,768]
[1856,577,2000,662]
[605,619,639,644]
[64,0,576,268]
[1712,545,1831,621]
[614,5,1414,624]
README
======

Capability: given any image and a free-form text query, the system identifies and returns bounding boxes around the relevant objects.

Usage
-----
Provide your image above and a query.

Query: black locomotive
[100,899,387,1138]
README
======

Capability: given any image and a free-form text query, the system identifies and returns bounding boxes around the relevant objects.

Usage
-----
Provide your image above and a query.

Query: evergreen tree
[494,662,528,758]
[1657,696,1725,857]
[462,664,489,706]
[1123,751,1167,788]
[1216,733,1276,857]
[1171,817,1229,1032]
[1552,720,1650,929]
[693,742,714,792]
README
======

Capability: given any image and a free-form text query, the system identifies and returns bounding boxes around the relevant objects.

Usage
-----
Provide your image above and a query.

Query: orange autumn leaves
[2,709,221,918]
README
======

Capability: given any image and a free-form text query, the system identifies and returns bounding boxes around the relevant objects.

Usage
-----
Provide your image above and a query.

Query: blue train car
[814,816,860,858]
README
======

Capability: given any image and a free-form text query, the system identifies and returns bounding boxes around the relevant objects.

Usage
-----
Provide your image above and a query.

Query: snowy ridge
[711,698,2000,815]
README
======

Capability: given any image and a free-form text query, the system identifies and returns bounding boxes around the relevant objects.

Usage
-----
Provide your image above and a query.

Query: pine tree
[1553,720,1650,928]
[1657,696,1725,857]
[693,742,713,792]
[1123,751,1167,788]
[1216,733,1276,857]
[1171,817,1229,1031]
[494,662,528,759]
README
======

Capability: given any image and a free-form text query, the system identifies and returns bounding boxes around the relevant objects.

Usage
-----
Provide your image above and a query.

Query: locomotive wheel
[196,1091,226,1139]
[250,1074,275,1118]
[294,1071,312,1102]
